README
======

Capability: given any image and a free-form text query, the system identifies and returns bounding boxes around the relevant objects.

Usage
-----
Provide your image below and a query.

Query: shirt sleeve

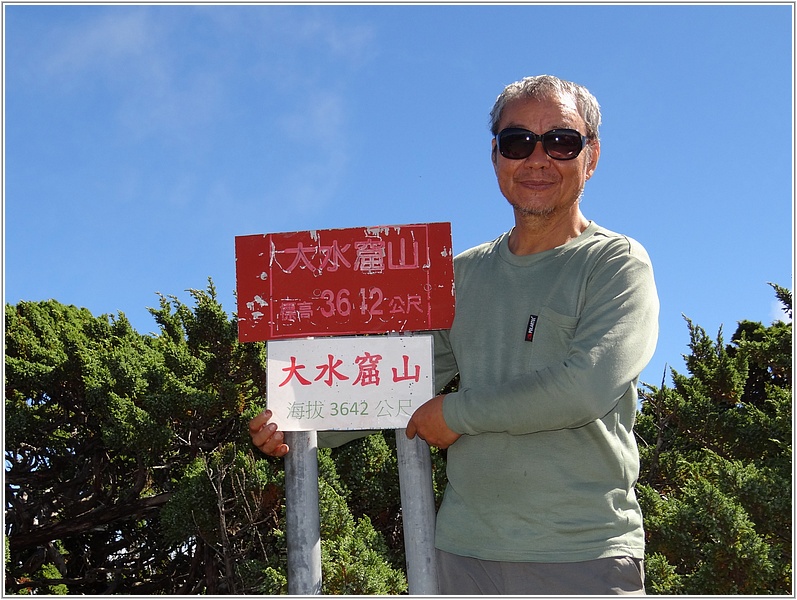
[443,240,659,436]
[317,429,379,448]
[432,328,459,394]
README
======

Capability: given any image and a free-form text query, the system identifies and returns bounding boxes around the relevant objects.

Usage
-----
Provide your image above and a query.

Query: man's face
[491,93,599,220]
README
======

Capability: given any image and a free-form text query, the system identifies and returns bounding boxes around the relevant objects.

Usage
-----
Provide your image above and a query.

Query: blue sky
[4,3,793,389]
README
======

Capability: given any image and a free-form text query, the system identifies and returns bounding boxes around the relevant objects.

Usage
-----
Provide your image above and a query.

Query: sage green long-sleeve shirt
[432,221,659,562]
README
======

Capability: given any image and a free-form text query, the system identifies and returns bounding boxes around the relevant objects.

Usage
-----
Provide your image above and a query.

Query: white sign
[267,335,434,431]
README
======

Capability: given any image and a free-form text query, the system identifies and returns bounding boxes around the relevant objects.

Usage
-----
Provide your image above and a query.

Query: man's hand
[249,409,290,457]
[406,394,461,449]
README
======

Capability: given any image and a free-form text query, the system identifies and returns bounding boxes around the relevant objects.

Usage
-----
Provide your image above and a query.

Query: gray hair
[489,75,602,140]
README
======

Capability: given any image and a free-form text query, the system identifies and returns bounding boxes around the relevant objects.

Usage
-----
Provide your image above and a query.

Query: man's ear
[585,139,600,180]
[491,140,498,166]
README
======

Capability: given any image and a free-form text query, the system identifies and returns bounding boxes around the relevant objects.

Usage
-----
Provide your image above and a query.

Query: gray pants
[436,549,645,595]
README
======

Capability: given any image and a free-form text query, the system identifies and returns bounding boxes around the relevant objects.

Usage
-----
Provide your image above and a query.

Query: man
[250,75,659,595]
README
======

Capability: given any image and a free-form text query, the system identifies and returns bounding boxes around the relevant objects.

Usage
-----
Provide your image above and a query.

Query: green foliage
[4,283,405,594]
[642,552,684,594]
[637,285,792,594]
[6,280,791,594]
[329,433,402,560]
[327,429,449,573]
[322,518,408,595]
[640,476,776,593]
[36,564,68,595]
[318,450,407,594]
[236,560,288,594]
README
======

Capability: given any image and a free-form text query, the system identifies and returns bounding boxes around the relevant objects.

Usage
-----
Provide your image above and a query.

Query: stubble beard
[509,190,584,222]
[510,201,556,219]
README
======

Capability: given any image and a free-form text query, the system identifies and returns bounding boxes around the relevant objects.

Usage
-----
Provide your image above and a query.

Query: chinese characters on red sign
[235,223,455,342]
[266,335,434,431]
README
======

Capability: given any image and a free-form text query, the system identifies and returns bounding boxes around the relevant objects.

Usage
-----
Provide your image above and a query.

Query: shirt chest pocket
[528,306,580,369]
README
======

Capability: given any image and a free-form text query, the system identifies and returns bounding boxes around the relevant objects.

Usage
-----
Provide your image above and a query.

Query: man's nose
[523,140,550,166]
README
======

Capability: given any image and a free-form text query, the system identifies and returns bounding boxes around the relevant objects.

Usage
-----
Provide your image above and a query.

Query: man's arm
[444,243,659,436]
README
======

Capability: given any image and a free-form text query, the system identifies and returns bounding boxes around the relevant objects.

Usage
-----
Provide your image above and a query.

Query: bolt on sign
[267,335,434,430]
[235,222,455,342]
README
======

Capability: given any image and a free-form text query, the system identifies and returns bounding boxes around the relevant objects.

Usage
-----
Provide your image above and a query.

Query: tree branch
[8,492,173,551]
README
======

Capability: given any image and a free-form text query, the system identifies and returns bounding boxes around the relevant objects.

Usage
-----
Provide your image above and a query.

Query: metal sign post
[284,431,322,595]
[395,432,439,594]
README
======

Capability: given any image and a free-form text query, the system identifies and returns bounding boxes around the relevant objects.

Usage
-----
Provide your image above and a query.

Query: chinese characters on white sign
[266,335,434,430]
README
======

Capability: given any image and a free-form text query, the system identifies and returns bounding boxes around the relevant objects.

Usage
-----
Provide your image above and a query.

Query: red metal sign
[235,222,455,342]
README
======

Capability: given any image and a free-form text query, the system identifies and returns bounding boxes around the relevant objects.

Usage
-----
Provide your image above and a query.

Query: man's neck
[508,209,590,256]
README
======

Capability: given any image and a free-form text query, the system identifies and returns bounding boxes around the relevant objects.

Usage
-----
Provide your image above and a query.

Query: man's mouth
[518,179,555,188]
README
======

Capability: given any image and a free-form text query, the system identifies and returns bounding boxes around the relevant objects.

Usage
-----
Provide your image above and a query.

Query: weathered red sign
[235,222,455,342]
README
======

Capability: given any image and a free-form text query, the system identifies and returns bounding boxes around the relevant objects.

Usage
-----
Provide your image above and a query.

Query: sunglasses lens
[544,130,584,160]
[498,130,536,159]
[497,128,586,160]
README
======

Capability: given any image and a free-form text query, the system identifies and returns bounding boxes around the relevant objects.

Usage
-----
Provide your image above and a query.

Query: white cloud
[29,7,216,145]
[770,299,792,324]
[41,9,156,84]
[288,11,377,67]
[15,6,378,219]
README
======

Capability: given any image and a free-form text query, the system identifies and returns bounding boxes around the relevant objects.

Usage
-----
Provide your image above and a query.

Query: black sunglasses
[496,127,588,161]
